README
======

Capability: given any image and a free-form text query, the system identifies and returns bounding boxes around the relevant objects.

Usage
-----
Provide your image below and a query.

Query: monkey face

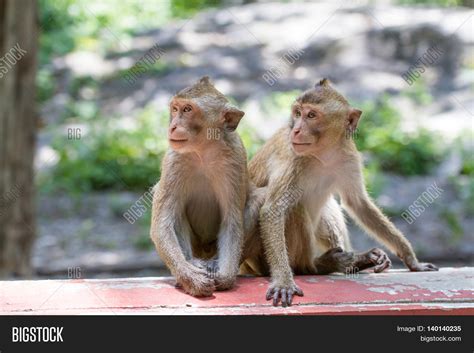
[168,77,245,154]
[289,103,324,155]
[168,98,204,152]
[289,81,363,156]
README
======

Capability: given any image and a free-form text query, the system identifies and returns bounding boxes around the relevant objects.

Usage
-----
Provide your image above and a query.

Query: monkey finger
[287,290,294,306]
[273,289,281,306]
[266,287,274,300]
[280,289,288,307]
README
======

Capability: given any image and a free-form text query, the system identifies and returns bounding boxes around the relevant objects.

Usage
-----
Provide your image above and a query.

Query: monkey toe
[373,253,391,273]
[410,262,439,272]
[266,283,303,307]
[352,248,391,273]
[364,248,391,273]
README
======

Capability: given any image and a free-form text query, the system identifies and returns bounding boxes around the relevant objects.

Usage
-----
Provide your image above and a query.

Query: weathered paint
[0,268,472,315]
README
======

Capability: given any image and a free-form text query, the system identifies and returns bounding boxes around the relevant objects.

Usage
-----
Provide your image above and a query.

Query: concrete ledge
[0,268,472,315]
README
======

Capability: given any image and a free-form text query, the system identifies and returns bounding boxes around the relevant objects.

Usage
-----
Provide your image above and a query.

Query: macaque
[150,76,259,297]
[241,79,437,306]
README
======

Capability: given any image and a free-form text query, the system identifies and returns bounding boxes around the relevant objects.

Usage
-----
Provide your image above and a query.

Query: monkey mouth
[292,142,311,146]
[169,139,188,143]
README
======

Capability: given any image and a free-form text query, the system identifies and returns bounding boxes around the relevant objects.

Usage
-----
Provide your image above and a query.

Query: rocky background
[34,1,473,278]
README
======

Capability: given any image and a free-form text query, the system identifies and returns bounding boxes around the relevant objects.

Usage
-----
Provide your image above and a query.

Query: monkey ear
[316,78,329,87]
[199,76,211,85]
[222,106,245,131]
[347,108,362,130]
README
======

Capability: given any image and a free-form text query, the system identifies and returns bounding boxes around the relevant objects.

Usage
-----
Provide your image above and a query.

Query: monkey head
[168,76,245,153]
[289,78,362,156]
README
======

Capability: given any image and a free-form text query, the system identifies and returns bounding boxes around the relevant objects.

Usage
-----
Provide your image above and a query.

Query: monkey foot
[266,281,304,307]
[314,247,356,274]
[356,248,392,273]
[176,266,216,297]
[214,275,236,291]
[407,262,439,272]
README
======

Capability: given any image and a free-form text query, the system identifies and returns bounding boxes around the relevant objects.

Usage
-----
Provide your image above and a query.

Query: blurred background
[0,0,472,279]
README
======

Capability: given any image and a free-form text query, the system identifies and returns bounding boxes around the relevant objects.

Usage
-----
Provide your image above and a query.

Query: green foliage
[362,162,386,198]
[36,68,55,102]
[38,0,222,63]
[355,95,444,175]
[42,105,168,193]
[402,78,433,105]
[262,90,302,117]
[170,0,222,17]
[38,0,172,63]
[238,122,265,160]
[456,136,474,176]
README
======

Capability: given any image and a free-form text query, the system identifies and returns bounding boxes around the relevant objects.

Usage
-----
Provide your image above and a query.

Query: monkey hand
[176,265,216,297]
[189,258,236,290]
[266,279,303,307]
[189,258,219,277]
[214,273,236,291]
[406,261,438,272]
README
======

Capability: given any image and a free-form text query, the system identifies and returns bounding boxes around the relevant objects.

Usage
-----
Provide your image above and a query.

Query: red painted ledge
[0,268,473,315]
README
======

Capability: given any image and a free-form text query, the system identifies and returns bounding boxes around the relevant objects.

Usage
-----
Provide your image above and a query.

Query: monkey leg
[313,238,392,276]
[314,197,351,251]
[239,232,268,276]
[243,184,267,235]
[314,247,391,274]
[239,185,268,276]
[312,199,391,274]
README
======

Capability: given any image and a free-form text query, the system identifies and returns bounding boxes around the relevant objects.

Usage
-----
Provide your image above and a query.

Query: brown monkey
[241,79,437,306]
[150,76,255,297]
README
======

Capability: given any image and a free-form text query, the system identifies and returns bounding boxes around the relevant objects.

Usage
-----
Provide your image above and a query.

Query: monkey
[150,76,262,297]
[240,79,437,306]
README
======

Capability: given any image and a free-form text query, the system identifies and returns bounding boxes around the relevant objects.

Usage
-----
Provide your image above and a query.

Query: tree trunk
[0,0,38,277]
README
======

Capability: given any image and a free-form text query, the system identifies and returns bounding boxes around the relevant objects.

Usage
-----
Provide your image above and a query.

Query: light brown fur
[150,76,263,297]
[241,79,437,306]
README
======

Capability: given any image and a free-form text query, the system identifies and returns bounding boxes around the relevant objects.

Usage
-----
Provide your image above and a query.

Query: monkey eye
[172,106,178,113]
[183,105,192,113]
[294,110,301,118]
[307,111,317,119]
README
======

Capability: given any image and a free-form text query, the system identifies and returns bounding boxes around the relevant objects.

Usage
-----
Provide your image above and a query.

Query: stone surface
[1,268,472,315]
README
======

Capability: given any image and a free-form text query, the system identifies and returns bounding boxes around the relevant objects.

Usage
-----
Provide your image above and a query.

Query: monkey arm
[337,168,437,271]
[214,205,244,290]
[150,194,188,277]
[150,187,217,296]
[259,181,304,306]
[243,184,267,236]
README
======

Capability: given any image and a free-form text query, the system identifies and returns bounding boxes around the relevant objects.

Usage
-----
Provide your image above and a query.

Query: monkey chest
[184,177,222,242]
